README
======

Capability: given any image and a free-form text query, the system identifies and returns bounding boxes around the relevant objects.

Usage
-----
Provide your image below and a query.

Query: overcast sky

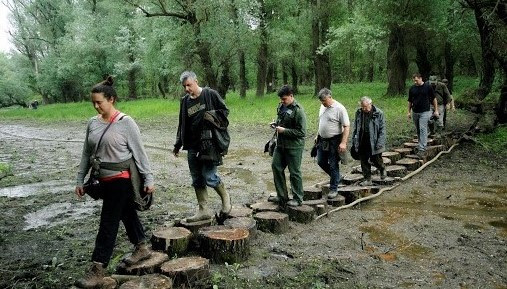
[0,5,14,53]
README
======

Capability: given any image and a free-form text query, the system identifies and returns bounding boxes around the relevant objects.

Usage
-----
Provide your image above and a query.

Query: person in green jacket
[269,85,307,207]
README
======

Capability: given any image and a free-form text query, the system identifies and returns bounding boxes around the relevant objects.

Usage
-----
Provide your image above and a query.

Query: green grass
[0,78,480,147]
[477,125,507,153]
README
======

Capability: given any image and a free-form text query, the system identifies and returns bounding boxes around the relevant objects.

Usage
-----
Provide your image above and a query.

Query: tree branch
[123,0,188,20]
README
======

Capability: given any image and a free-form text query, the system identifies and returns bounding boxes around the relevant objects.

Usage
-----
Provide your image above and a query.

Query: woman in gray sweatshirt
[74,76,155,288]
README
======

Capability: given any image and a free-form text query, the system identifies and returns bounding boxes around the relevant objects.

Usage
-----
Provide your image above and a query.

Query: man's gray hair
[179,71,197,84]
[317,88,332,100]
[360,96,372,104]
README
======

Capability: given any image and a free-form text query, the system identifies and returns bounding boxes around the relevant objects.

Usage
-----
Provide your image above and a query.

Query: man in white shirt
[315,88,350,199]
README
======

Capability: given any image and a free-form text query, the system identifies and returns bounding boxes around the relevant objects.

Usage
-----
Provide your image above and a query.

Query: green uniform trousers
[271,146,304,204]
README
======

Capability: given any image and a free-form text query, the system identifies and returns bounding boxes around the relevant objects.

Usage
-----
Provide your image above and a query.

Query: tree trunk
[239,50,247,98]
[386,26,408,96]
[496,77,507,124]
[218,60,230,99]
[311,0,331,94]
[266,63,275,93]
[415,39,432,81]
[256,0,268,97]
[291,60,299,94]
[443,40,455,94]
[367,50,375,82]
[127,54,138,100]
[473,5,495,101]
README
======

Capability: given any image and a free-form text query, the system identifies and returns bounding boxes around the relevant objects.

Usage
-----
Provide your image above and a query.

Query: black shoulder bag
[83,115,121,200]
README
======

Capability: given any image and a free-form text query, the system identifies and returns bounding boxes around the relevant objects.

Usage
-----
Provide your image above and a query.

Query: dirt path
[0,119,505,288]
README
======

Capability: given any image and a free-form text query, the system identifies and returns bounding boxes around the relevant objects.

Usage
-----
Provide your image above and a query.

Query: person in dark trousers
[351,96,386,186]
[441,78,455,129]
[269,85,307,207]
[428,75,451,136]
[75,76,155,288]
[315,88,350,198]
[173,71,231,222]
[408,72,439,159]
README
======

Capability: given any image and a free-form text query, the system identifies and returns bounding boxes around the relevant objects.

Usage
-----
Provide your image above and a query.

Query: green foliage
[0,53,32,107]
[477,126,507,154]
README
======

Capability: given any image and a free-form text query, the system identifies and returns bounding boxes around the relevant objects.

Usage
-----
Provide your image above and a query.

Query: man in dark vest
[428,75,451,135]
[173,71,231,222]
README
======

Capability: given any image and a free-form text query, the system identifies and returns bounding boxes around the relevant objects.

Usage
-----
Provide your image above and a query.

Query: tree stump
[287,205,315,224]
[382,157,392,166]
[405,154,420,160]
[178,218,214,235]
[393,148,413,157]
[381,151,401,163]
[253,211,289,234]
[372,176,397,185]
[315,180,330,188]
[198,226,250,264]
[403,142,418,150]
[73,277,116,289]
[224,217,257,239]
[385,165,408,178]
[315,204,327,215]
[327,194,346,207]
[227,206,253,218]
[412,138,433,145]
[303,186,322,200]
[425,145,446,159]
[117,252,169,275]
[321,183,331,195]
[160,257,209,288]
[119,274,172,289]
[341,173,364,185]
[250,201,279,212]
[396,158,422,171]
[302,198,328,210]
[151,227,191,257]
[337,186,370,204]
[352,165,378,175]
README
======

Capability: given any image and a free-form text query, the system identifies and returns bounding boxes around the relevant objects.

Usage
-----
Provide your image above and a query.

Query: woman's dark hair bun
[102,75,114,86]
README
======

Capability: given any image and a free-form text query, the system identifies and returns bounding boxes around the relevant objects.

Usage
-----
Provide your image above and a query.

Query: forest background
[0,0,506,125]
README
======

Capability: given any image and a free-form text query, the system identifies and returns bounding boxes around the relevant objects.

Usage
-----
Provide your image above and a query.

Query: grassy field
[0,77,490,146]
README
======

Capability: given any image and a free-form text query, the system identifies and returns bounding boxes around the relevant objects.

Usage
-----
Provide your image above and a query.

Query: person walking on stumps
[428,75,451,136]
[74,76,155,288]
[269,85,307,207]
[173,71,231,222]
[351,96,386,186]
[314,88,350,198]
[408,72,439,159]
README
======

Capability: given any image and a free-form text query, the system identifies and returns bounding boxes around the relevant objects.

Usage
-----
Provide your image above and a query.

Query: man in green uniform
[269,85,307,207]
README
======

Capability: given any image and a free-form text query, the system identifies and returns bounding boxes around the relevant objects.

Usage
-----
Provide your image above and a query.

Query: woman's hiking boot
[74,261,105,289]
[186,187,213,222]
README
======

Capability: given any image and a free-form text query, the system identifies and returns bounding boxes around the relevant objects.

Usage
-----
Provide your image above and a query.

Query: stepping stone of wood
[315,180,330,188]
[250,201,279,212]
[315,204,327,215]
[302,198,328,210]
[385,165,408,178]
[303,186,323,200]
[393,148,413,157]
[287,205,315,224]
[327,194,346,207]
[351,165,378,174]
[337,186,370,204]
[72,277,116,289]
[396,158,422,171]
[382,151,401,163]
[160,257,209,288]
[117,252,169,275]
[403,142,418,150]
[425,145,446,159]
[412,138,434,145]
[151,227,191,257]
[405,154,420,160]
[178,218,214,235]
[371,176,397,185]
[227,206,253,218]
[321,183,345,195]
[224,217,257,239]
[197,226,250,264]
[382,157,392,166]
[342,173,364,185]
[253,211,289,234]
[119,274,172,289]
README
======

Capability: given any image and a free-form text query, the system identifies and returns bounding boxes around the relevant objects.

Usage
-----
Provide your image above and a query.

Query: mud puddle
[23,200,99,230]
[0,179,73,197]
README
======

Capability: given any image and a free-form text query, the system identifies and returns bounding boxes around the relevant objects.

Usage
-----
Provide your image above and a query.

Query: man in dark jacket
[173,71,231,222]
[269,85,307,207]
[351,96,386,186]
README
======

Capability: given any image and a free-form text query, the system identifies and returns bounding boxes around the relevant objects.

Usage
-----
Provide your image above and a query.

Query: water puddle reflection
[23,201,98,230]
[0,180,73,198]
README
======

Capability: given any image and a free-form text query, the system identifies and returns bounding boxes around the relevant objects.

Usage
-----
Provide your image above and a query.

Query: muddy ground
[0,116,506,289]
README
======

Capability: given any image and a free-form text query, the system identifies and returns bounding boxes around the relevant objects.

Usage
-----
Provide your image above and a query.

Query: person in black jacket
[173,71,231,222]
